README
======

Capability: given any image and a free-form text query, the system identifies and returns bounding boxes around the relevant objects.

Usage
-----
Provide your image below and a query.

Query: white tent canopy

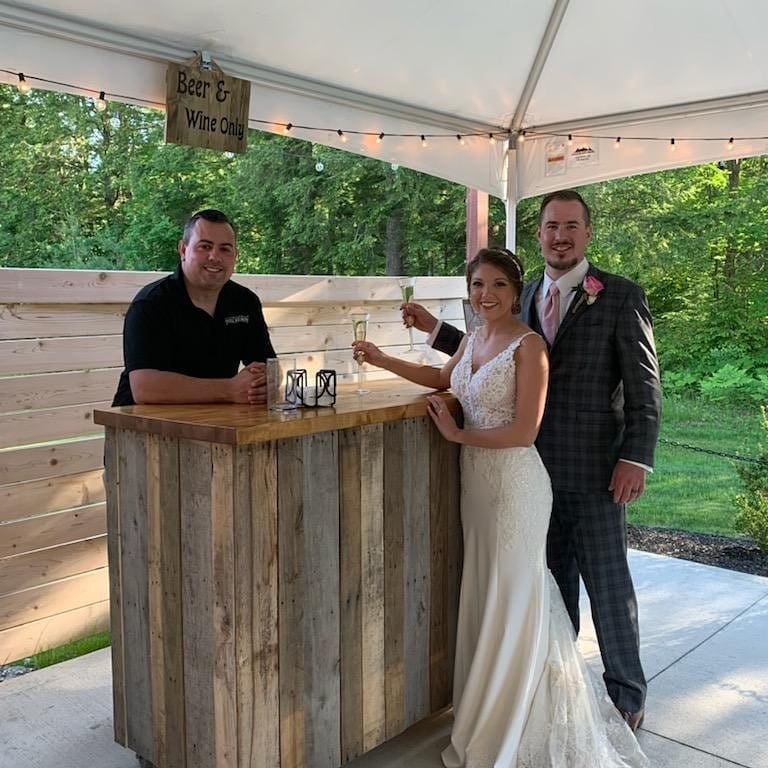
[3,0,768,206]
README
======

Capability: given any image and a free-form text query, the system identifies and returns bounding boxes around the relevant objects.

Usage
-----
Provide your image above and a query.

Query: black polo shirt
[112,266,276,406]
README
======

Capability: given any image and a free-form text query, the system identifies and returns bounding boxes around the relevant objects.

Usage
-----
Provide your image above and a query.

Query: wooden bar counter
[93,380,462,768]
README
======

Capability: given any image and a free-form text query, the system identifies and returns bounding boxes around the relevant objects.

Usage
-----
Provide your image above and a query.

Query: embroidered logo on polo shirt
[224,314,249,325]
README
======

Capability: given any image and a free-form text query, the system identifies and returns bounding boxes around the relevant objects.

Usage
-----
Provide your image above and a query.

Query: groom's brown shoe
[619,708,645,732]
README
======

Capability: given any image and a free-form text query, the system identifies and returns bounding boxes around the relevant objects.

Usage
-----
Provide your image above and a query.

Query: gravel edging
[628,524,768,577]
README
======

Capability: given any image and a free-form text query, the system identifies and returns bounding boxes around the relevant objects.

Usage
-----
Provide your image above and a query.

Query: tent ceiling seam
[509,0,570,133]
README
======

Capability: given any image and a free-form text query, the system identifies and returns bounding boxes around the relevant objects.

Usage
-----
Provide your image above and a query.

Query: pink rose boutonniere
[571,275,605,310]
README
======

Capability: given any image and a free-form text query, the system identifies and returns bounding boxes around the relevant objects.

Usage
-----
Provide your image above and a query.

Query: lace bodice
[450,331,538,430]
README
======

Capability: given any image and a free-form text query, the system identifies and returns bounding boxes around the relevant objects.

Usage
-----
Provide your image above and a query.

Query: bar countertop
[93,379,457,445]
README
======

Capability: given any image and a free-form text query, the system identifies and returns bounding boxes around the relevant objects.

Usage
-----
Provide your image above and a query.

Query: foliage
[734,407,768,551]
[630,395,764,536]
[3,84,768,406]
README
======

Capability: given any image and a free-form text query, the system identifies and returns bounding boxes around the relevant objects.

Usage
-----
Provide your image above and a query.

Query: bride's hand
[427,395,461,442]
[352,340,386,367]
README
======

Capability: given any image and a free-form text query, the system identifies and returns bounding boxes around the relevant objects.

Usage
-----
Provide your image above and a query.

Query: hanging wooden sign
[165,54,250,153]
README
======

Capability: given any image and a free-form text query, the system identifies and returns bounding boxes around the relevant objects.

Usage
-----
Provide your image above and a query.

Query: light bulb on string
[567,133,573,146]
[669,138,676,152]
[337,129,347,143]
[376,132,384,144]
[17,73,31,94]
[517,130,526,143]
[420,134,427,147]
[727,137,734,150]
[488,132,496,144]
[614,137,621,148]
[95,91,108,112]
[283,122,293,135]
[456,134,465,146]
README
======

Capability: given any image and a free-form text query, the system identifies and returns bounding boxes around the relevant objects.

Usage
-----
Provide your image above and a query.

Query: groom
[406,189,661,729]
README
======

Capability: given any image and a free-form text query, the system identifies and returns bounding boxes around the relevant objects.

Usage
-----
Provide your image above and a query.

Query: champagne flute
[350,312,370,394]
[398,276,416,351]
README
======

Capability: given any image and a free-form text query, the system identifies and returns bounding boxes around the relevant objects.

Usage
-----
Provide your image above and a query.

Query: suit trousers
[546,489,646,713]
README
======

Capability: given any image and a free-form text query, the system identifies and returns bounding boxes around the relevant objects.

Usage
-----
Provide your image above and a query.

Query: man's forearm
[129,369,235,404]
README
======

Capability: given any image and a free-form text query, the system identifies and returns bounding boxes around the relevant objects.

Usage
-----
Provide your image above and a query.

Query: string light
[17,72,31,94]
[4,67,763,151]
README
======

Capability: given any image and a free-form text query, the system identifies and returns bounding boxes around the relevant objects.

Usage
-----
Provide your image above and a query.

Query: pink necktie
[541,283,560,345]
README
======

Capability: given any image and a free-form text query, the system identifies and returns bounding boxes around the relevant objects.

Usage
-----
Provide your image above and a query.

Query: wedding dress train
[441,331,648,768]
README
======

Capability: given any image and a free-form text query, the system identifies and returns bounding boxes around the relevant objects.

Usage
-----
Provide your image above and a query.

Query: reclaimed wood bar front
[94,381,462,768]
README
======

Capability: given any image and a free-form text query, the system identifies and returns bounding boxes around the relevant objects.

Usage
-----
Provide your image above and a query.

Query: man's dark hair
[538,189,591,227]
[182,209,237,244]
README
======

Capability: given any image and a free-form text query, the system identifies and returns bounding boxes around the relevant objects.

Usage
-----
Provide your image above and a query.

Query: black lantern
[315,369,337,406]
[286,368,307,406]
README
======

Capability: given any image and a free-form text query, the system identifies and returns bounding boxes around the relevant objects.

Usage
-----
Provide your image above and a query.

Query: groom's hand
[609,461,647,505]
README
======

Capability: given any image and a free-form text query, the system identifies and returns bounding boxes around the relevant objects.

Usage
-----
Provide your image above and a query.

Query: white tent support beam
[509,0,571,132]
[529,89,768,137]
[505,148,519,250]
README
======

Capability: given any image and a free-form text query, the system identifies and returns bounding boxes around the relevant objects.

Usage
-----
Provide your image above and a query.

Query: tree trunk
[384,208,404,275]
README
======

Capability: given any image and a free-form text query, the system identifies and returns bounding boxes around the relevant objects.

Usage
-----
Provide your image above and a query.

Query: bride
[352,249,648,767]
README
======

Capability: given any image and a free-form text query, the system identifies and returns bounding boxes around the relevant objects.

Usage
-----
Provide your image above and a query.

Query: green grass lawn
[628,396,765,535]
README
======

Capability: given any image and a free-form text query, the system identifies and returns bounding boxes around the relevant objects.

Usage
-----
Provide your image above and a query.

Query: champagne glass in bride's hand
[398,277,416,351]
[350,312,370,394]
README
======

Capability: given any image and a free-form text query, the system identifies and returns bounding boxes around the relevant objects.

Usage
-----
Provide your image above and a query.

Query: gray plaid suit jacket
[434,265,661,493]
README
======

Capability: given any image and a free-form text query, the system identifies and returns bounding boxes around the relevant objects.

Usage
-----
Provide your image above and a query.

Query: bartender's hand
[229,366,261,404]
[401,302,438,334]
[245,361,267,405]
[352,340,387,368]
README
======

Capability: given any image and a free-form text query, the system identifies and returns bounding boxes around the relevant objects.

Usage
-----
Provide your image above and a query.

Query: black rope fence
[658,437,768,466]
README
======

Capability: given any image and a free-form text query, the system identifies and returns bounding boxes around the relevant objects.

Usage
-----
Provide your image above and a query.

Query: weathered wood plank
[0,468,106,523]
[104,426,126,746]
[278,436,306,768]
[0,268,465,305]
[235,442,279,768]
[0,403,106,450]
[180,438,215,768]
[0,535,107,597]
[0,503,106,559]
[402,418,431,725]
[0,437,104,484]
[0,369,119,411]
[339,427,363,763]
[211,443,237,768]
[119,429,154,762]
[429,424,462,711]
[0,600,109,666]
[153,435,185,768]
[359,424,386,752]
[302,432,341,768]
[0,302,128,340]
[0,335,123,375]
[0,567,109,631]
[383,421,405,739]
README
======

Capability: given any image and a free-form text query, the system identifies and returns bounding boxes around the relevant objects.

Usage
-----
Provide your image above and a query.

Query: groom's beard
[545,253,581,272]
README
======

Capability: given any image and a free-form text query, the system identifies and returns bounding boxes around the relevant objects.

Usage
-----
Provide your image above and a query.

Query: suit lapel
[552,265,602,348]
[521,278,542,330]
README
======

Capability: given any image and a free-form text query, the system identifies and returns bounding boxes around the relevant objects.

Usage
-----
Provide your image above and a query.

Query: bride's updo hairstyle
[466,248,525,314]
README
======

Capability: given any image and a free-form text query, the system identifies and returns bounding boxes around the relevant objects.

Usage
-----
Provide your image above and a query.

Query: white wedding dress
[442,331,649,768]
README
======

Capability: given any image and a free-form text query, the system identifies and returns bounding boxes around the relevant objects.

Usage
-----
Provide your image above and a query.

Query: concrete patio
[1,549,766,768]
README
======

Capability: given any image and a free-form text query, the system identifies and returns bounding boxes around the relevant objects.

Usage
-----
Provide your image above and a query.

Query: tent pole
[465,189,488,262]
[505,146,519,251]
